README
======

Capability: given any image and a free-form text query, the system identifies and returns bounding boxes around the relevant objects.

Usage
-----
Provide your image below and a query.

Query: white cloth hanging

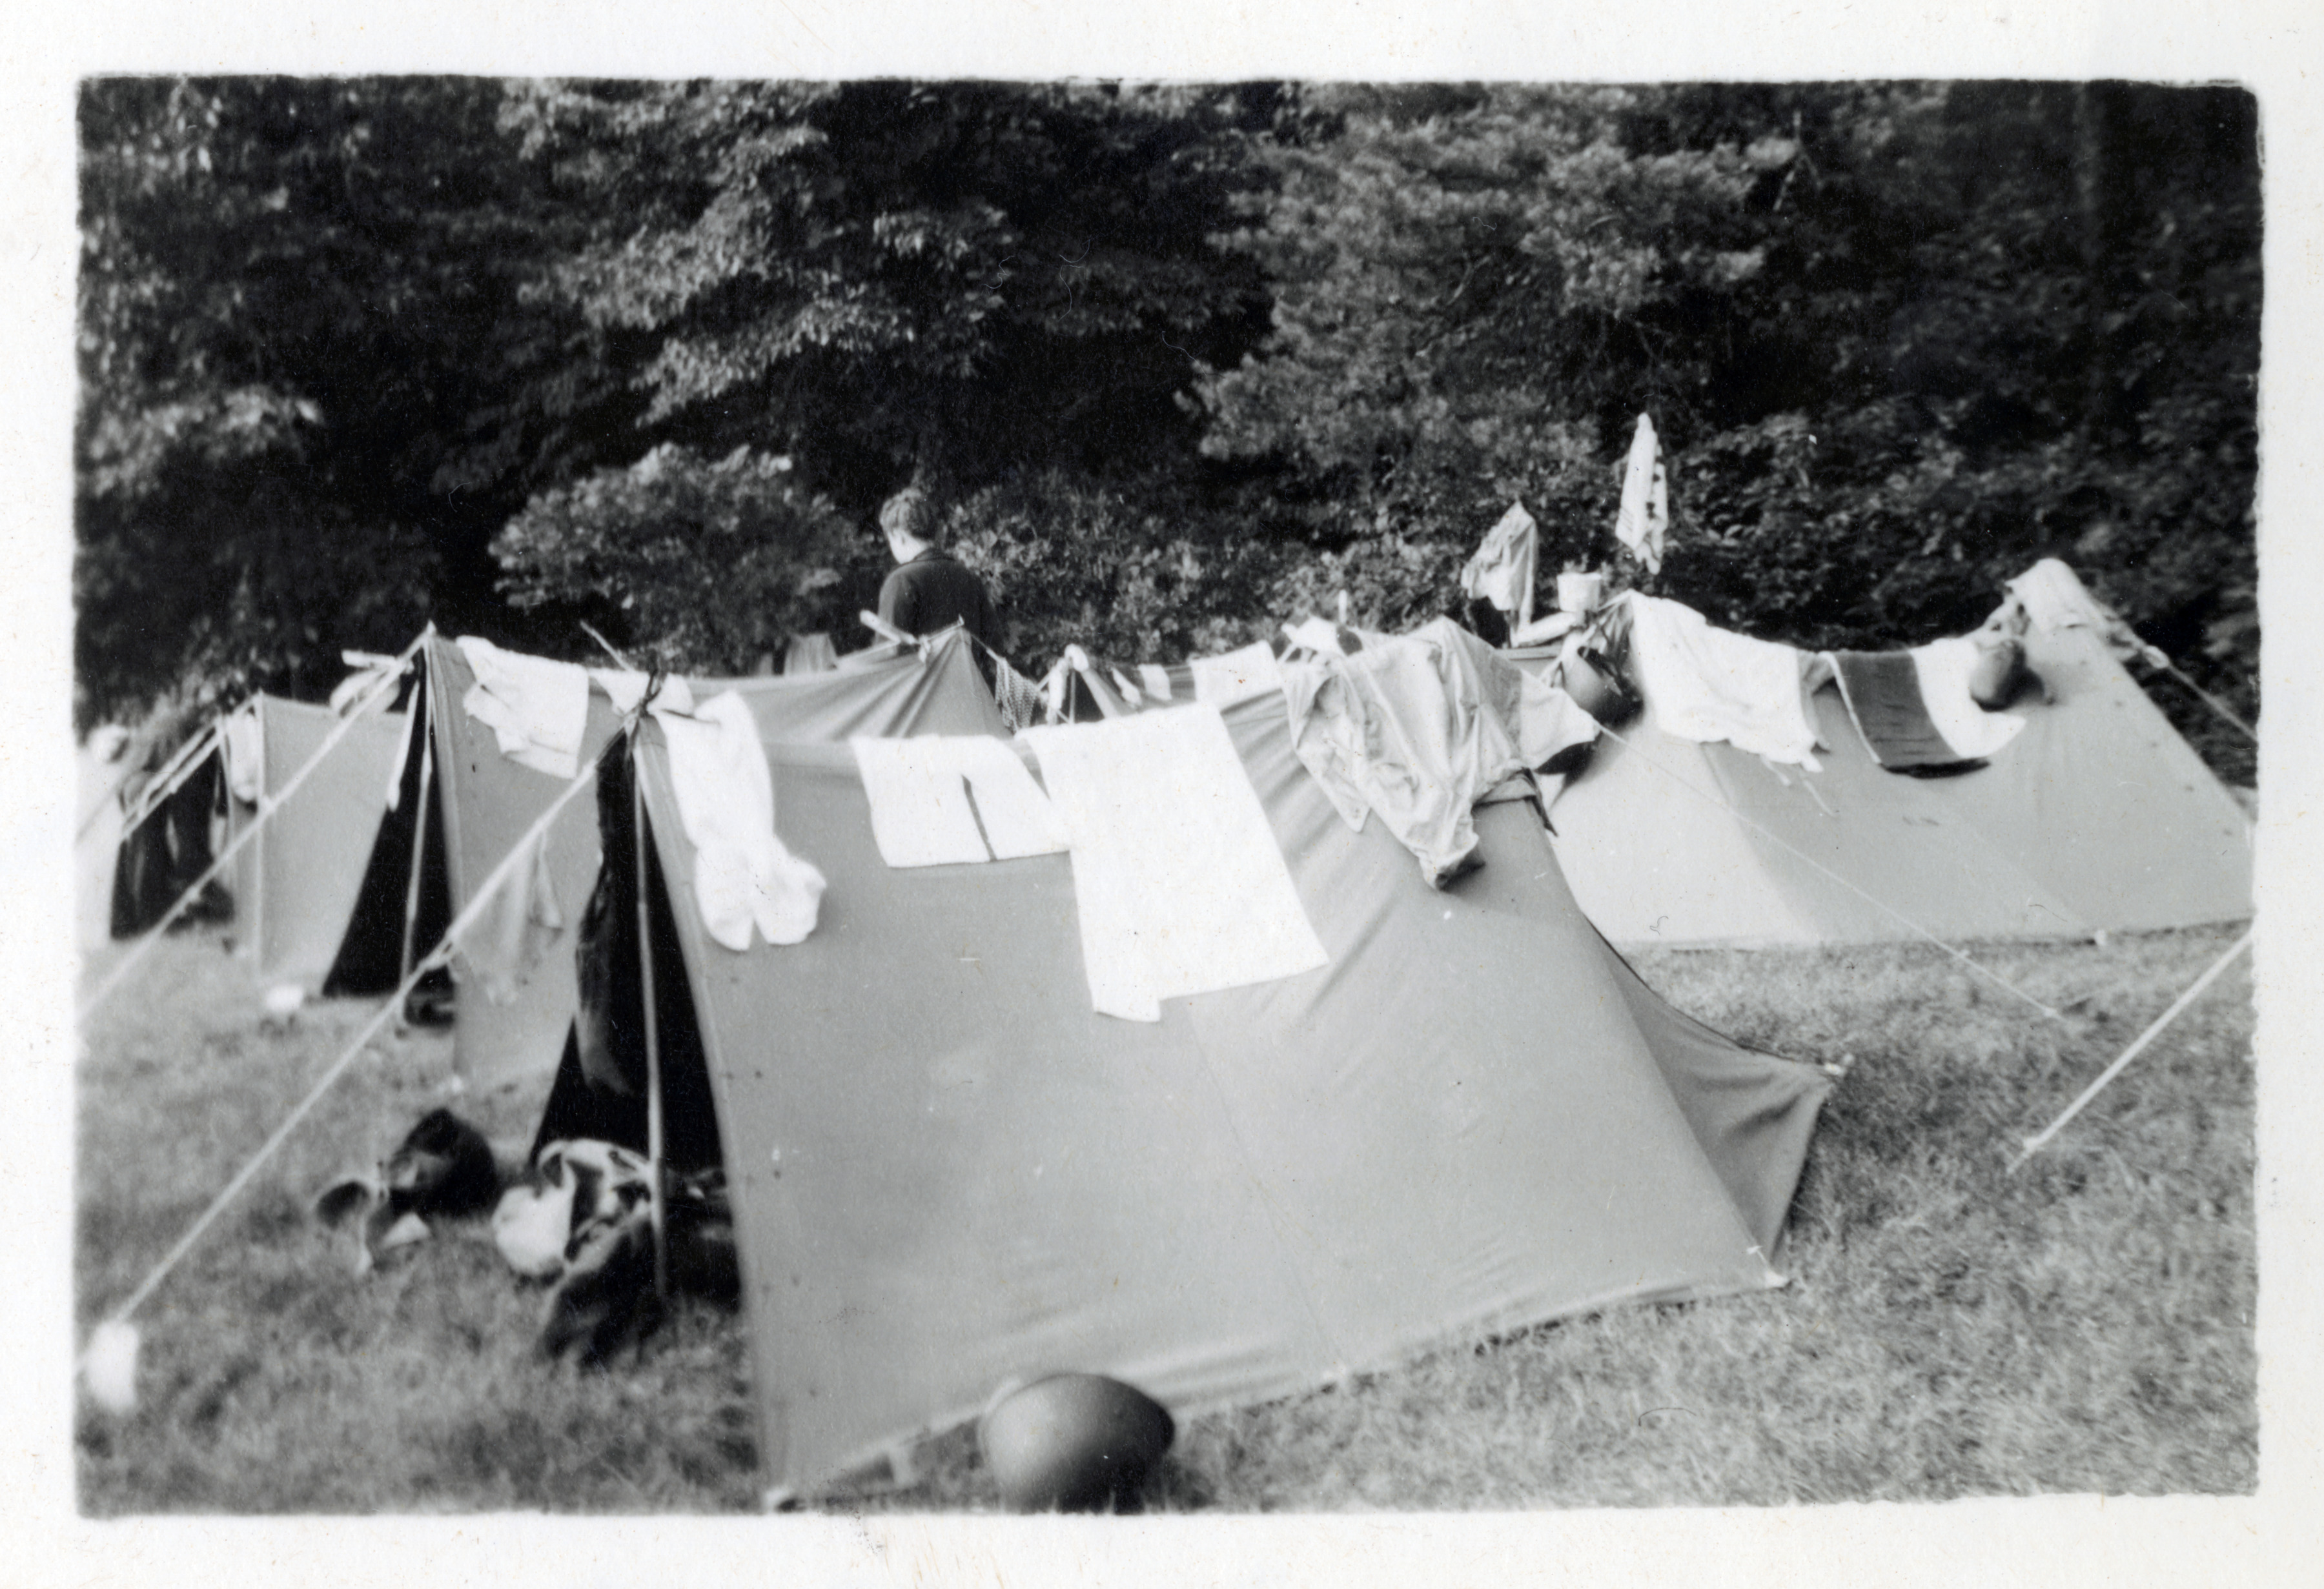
[459,637,592,779]
[1023,704,1329,1022]
[852,735,1068,867]
[1460,501,1540,625]
[1615,414,1669,572]
[222,705,264,805]
[1626,595,1821,769]
[1188,642,1282,710]
[657,692,826,951]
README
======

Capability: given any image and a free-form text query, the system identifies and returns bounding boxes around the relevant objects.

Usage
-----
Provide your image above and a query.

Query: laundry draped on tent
[420,628,1007,1090]
[586,644,1832,1501]
[1528,565,2250,946]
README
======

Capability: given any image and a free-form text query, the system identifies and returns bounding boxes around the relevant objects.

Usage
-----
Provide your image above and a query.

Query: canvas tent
[578,660,1833,1499]
[423,629,1006,1089]
[1529,567,2252,948]
[96,724,233,942]
[221,693,416,989]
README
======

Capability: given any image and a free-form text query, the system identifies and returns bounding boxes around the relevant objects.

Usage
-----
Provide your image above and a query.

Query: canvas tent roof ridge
[425,626,1007,1089]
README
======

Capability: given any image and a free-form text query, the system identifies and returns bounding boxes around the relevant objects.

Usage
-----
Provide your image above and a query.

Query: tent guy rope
[114,714,227,837]
[2148,654,2258,745]
[81,756,604,1393]
[2010,927,2253,1168]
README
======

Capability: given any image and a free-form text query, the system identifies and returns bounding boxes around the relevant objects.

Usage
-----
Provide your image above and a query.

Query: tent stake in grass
[2011,927,2253,1168]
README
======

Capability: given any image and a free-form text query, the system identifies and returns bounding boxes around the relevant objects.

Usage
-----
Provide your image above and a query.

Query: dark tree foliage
[75,76,623,723]
[75,78,2258,781]
[1198,81,2259,778]
[498,79,1280,516]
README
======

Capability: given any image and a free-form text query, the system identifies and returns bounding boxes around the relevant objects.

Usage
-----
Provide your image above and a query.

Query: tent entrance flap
[323,689,454,999]
[530,731,720,1170]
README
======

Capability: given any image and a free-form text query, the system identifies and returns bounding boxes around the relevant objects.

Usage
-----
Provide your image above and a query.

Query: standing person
[875,486,1001,678]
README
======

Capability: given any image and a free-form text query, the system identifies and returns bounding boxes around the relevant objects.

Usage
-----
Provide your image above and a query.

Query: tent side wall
[1533,664,2081,947]
[1526,621,2253,947]
[1914,623,2252,930]
[230,696,406,988]
[427,643,628,1091]
[639,693,1826,1497]
[1540,714,1826,946]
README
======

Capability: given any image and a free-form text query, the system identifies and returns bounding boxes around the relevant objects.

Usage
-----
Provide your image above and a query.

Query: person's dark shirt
[878,548,1000,657]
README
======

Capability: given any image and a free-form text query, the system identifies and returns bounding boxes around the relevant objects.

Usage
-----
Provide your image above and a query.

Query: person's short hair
[879,486,941,546]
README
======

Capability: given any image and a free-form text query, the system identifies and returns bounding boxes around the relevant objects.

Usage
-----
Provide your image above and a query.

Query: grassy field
[74,923,2254,1513]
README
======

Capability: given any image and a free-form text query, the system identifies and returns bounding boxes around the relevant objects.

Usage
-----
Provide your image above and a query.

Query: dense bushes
[493,447,864,675]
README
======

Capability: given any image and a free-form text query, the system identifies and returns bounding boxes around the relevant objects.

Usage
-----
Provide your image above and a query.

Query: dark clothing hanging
[110,753,230,937]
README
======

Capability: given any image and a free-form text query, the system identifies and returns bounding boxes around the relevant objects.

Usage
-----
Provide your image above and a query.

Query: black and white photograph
[12,3,2323,1584]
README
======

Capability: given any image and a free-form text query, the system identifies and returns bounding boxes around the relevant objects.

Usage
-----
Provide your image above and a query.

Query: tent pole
[2012,927,2254,1168]
[631,729,669,1303]
[396,682,436,1011]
